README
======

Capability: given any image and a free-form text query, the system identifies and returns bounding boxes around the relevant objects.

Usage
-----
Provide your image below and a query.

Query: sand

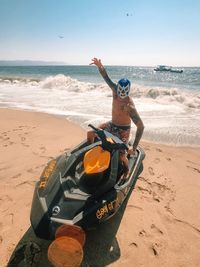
[0,108,200,267]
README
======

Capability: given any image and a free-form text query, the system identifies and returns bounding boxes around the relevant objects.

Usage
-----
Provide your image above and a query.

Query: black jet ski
[30,124,145,242]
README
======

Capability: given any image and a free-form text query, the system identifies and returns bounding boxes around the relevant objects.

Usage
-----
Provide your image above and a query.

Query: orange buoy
[55,224,86,247]
[48,236,83,267]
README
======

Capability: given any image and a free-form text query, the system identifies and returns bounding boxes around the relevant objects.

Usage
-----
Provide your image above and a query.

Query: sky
[0,0,200,66]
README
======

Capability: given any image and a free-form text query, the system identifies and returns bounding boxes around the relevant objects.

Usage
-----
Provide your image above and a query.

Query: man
[87,58,144,179]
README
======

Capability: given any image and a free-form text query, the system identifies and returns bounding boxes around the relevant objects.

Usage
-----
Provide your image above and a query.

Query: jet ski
[30,124,145,265]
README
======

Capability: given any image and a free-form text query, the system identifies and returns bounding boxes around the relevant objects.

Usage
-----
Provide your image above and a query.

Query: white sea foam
[131,84,200,109]
[0,74,199,146]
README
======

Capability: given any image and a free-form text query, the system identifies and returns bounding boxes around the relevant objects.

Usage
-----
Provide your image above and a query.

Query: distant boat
[154,65,183,73]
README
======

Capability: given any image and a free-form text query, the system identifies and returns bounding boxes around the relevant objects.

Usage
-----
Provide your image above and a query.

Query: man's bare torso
[112,94,134,126]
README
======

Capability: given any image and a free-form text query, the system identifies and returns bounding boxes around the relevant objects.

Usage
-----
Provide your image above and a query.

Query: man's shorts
[98,121,131,144]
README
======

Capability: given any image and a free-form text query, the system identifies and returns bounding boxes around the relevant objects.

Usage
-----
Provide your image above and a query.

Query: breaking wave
[130,84,200,109]
[0,74,200,110]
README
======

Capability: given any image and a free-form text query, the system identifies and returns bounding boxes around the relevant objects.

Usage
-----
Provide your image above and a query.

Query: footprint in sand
[11,173,22,179]
[151,224,163,235]
[27,168,35,174]
[39,146,46,154]
[2,136,14,147]
[187,165,200,174]
[151,243,160,256]
[0,166,10,171]
[157,174,164,179]
[138,174,175,207]
[0,195,13,202]
[148,167,155,176]
[187,160,200,166]
[139,229,148,237]
[21,137,26,142]
[156,148,162,153]
[129,242,138,247]
[152,193,161,202]
[9,141,15,145]
[154,158,160,164]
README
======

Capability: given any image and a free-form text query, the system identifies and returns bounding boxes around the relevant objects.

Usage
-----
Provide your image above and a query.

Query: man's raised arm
[90,57,117,92]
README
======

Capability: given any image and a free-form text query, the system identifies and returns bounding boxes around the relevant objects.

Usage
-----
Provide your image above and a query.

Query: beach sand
[0,108,200,267]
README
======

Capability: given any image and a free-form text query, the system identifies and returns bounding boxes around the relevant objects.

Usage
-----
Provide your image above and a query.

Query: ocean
[0,65,200,146]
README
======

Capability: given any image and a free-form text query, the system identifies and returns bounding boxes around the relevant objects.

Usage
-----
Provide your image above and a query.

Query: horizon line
[0,60,199,68]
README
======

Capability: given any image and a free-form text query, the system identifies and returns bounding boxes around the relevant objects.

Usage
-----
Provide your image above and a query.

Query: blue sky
[0,0,200,66]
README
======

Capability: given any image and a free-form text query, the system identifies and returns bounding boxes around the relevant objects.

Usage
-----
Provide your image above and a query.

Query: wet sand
[0,108,200,267]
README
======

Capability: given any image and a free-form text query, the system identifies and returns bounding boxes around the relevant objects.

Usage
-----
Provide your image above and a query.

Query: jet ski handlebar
[88,124,128,152]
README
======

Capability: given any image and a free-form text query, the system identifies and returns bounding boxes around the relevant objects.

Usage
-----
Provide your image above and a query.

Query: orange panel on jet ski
[84,146,110,174]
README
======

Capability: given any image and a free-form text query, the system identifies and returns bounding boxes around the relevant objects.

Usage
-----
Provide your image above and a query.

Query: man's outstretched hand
[90,57,103,68]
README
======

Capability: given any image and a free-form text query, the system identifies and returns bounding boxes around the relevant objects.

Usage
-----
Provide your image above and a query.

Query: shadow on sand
[7,186,134,267]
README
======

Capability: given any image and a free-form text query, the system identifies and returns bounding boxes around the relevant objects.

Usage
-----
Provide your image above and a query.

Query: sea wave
[0,74,200,109]
[131,85,200,109]
[38,75,200,109]
[40,74,99,92]
[0,76,40,84]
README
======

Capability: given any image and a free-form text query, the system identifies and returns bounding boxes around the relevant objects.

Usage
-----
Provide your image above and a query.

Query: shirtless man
[87,58,144,178]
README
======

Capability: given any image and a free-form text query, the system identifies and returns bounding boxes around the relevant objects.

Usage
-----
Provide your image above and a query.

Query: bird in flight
[58,35,64,39]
